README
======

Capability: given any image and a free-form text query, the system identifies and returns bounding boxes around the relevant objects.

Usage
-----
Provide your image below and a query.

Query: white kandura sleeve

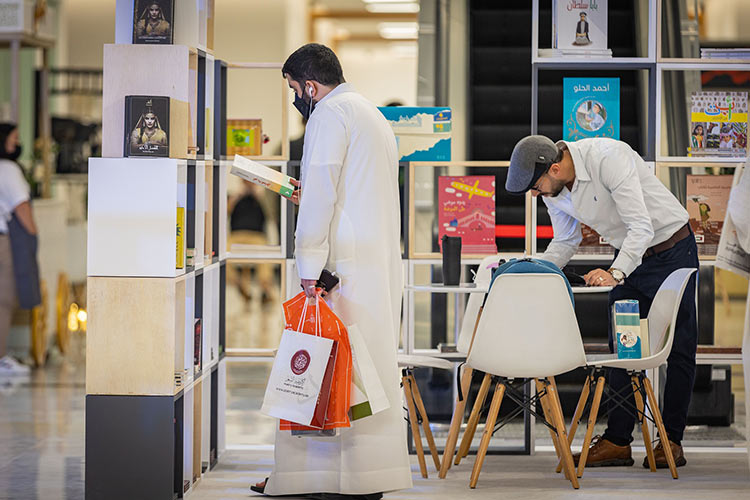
[602,146,654,276]
[294,105,348,280]
[540,200,581,269]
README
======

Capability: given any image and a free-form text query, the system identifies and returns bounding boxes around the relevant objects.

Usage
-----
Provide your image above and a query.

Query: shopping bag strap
[297,295,322,336]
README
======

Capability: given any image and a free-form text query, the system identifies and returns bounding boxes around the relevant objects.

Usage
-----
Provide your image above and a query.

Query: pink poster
[438,175,497,254]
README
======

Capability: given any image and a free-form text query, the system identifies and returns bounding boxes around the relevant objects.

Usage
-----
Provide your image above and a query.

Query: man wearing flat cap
[506,135,699,470]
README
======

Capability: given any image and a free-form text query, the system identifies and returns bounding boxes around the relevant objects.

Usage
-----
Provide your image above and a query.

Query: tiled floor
[191,447,750,500]
[0,295,748,499]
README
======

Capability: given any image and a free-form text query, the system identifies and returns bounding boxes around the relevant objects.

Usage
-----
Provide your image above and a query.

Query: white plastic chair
[440,254,502,477]
[465,273,587,489]
[397,353,454,479]
[569,267,696,481]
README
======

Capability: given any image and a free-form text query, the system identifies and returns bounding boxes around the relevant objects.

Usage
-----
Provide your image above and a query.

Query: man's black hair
[282,43,345,89]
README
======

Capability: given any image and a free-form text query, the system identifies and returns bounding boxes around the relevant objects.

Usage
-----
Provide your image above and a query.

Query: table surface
[406,283,613,293]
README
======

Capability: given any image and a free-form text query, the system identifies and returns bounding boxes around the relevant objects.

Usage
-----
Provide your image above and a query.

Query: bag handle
[296,294,322,337]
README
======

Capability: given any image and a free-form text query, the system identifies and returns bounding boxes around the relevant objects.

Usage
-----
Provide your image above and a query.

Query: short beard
[548,177,566,197]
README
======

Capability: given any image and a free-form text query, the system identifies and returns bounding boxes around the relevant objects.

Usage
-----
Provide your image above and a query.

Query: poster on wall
[563,77,619,141]
[687,174,733,256]
[133,0,174,45]
[689,92,748,157]
[378,107,451,161]
[438,176,497,254]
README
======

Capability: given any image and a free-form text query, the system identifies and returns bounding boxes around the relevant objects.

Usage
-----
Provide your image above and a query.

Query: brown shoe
[643,439,686,469]
[573,435,634,467]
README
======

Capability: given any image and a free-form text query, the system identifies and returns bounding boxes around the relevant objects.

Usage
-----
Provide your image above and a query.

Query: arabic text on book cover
[555,0,608,52]
[563,78,619,141]
[689,92,748,157]
[438,176,497,254]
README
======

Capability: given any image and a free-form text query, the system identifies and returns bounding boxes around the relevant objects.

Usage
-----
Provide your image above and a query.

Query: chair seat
[586,354,662,371]
[397,354,454,371]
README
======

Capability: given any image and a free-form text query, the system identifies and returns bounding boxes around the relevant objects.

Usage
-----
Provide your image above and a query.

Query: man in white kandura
[252,43,412,500]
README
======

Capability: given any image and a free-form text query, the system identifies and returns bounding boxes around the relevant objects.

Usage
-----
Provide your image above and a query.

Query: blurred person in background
[0,123,37,377]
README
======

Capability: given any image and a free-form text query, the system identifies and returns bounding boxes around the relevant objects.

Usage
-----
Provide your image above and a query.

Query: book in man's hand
[231,155,295,198]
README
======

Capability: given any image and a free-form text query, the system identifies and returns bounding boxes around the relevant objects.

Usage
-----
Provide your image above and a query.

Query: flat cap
[506,135,558,194]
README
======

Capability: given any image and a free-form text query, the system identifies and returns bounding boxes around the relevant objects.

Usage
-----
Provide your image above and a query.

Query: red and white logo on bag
[291,350,311,375]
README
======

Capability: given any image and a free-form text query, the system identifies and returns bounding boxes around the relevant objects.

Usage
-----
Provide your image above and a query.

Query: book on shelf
[227,119,263,156]
[563,78,619,141]
[176,206,185,269]
[133,0,174,45]
[194,318,202,373]
[231,155,295,198]
[578,223,614,255]
[552,0,611,57]
[124,95,170,157]
[686,174,733,256]
[701,48,750,59]
[437,175,497,254]
[186,165,196,267]
[688,91,748,157]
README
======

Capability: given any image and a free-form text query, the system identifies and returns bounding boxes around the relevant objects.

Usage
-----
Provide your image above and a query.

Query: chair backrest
[456,255,502,354]
[645,268,697,366]
[466,273,587,379]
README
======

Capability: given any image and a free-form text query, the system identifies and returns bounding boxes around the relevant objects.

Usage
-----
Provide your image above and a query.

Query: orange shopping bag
[279,292,352,431]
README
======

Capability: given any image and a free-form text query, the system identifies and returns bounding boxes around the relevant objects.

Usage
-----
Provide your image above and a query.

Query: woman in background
[0,123,35,376]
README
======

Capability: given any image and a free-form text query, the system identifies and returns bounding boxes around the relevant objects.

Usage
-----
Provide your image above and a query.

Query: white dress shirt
[541,138,688,276]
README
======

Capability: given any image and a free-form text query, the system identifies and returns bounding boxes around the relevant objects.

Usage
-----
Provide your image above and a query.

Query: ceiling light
[363,0,416,3]
[378,22,419,39]
[366,2,419,13]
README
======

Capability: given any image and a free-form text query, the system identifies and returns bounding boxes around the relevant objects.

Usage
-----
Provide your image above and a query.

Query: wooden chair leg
[456,372,492,465]
[642,376,679,479]
[632,374,656,472]
[557,374,591,473]
[439,365,474,478]
[576,374,606,478]
[469,381,505,489]
[403,374,428,478]
[408,373,441,471]
[546,379,579,489]
[535,379,563,466]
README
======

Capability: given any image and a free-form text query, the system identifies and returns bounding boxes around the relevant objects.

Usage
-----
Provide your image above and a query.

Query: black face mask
[293,90,315,121]
[6,144,21,162]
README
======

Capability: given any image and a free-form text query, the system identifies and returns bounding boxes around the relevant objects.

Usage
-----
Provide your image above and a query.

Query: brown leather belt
[643,223,690,258]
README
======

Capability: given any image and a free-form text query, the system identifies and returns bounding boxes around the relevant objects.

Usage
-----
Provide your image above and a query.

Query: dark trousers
[602,231,699,445]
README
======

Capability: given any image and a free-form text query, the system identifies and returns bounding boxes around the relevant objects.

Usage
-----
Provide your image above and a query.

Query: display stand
[85,2,227,498]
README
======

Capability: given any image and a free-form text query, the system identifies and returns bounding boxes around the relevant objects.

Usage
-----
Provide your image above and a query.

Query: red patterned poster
[438,176,497,254]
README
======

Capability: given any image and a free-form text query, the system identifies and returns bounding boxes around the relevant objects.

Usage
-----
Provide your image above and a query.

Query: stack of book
[701,48,750,59]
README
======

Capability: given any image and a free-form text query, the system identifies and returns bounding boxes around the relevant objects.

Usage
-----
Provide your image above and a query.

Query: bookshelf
[86,2,227,499]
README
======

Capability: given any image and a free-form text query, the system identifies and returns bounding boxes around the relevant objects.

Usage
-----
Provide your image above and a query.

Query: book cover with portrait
[689,92,748,158]
[438,175,497,254]
[563,77,619,141]
[554,0,608,53]
[133,0,174,44]
[686,174,733,255]
[124,95,170,157]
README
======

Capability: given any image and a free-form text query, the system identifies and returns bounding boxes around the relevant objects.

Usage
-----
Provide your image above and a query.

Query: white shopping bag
[261,300,336,427]
[348,323,390,420]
